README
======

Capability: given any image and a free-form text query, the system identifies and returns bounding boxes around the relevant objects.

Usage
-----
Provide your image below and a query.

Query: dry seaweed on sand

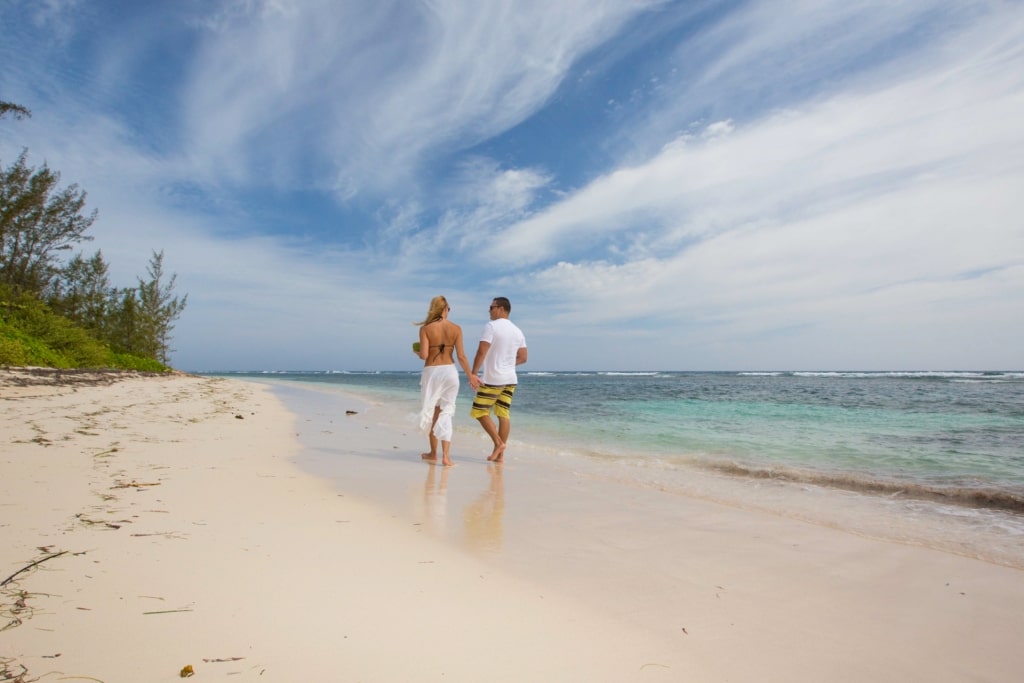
[1,551,68,588]
[0,657,29,683]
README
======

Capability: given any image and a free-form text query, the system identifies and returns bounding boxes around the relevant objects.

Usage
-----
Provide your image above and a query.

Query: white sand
[3,371,1024,682]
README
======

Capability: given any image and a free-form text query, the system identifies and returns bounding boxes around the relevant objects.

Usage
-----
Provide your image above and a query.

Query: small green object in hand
[412,342,421,352]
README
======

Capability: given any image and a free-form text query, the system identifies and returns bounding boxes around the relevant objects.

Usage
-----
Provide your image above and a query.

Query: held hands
[468,373,482,391]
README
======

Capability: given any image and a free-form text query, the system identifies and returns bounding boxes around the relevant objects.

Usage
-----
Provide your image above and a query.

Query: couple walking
[414,296,527,466]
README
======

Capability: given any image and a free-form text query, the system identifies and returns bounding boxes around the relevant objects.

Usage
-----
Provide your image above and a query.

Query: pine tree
[136,250,187,364]
[0,151,97,294]
[0,101,31,121]
[48,250,116,338]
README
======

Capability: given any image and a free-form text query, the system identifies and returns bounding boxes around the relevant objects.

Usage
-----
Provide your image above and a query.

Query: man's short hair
[493,296,511,313]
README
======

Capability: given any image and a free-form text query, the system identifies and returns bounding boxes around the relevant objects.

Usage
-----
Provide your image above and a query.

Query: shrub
[0,286,168,370]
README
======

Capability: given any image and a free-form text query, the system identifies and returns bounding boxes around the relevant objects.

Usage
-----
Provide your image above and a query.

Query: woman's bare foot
[486,442,506,463]
[421,452,438,463]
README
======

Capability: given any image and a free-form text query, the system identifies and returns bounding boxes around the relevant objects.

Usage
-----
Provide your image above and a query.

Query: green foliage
[0,139,187,370]
[48,250,115,335]
[0,285,168,370]
[1,150,97,292]
[106,351,168,372]
[0,326,37,366]
[0,101,32,121]
[135,250,187,363]
[1,108,186,370]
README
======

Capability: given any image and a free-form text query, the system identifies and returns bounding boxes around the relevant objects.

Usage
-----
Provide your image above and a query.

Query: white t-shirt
[479,318,526,385]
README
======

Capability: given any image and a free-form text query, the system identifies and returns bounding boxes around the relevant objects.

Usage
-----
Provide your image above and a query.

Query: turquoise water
[216,370,1024,513]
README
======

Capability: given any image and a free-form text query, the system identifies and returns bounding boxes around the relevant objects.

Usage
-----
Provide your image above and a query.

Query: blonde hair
[415,295,449,326]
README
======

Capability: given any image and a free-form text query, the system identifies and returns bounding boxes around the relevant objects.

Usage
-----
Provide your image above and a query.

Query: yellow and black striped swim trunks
[470,384,517,419]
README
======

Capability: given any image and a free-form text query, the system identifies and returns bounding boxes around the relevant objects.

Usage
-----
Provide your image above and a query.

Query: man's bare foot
[486,442,506,462]
[421,452,438,462]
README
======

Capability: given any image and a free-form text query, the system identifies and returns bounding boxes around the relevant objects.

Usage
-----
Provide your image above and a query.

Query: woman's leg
[421,405,442,461]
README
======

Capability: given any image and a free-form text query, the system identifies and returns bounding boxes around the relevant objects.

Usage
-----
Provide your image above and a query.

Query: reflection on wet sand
[464,464,504,554]
[416,463,505,553]
[420,463,450,535]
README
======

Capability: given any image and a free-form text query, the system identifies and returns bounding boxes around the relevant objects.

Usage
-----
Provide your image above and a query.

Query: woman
[414,295,473,466]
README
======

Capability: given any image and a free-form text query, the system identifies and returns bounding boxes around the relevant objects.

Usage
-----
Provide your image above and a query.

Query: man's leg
[490,416,511,462]
[489,385,515,463]
[472,385,506,461]
[477,414,506,462]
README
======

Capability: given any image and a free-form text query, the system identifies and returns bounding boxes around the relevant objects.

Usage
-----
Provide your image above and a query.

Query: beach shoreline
[4,370,1024,682]
[261,372,1024,571]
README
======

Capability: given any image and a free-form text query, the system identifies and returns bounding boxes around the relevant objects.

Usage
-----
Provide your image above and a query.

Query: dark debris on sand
[0,367,184,390]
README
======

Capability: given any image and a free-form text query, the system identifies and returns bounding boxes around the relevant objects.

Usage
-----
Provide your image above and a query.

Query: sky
[1,0,1022,372]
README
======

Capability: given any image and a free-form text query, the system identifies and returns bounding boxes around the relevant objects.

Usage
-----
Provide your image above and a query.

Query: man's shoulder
[496,318,525,341]
[493,318,520,331]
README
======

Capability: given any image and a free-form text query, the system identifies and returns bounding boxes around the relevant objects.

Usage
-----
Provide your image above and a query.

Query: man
[468,297,527,463]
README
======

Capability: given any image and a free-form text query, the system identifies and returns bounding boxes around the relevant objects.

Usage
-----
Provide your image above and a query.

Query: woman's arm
[417,326,430,361]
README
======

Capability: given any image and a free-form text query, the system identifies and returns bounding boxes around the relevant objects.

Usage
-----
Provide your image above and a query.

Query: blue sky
[2,0,1021,372]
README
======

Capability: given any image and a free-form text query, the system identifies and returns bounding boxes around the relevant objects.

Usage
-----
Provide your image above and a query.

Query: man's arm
[469,341,490,390]
[472,341,490,375]
[516,347,528,366]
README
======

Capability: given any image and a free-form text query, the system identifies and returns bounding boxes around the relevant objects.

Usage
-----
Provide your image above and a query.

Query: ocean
[215,369,1024,568]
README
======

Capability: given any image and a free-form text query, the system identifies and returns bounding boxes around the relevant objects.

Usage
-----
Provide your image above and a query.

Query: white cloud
[180,0,660,198]
[475,5,1024,369]
[484,5,1024,272]
[701,119,733,139]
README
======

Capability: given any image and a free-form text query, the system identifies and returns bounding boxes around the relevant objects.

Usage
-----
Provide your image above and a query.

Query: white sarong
[419,364,459,441]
